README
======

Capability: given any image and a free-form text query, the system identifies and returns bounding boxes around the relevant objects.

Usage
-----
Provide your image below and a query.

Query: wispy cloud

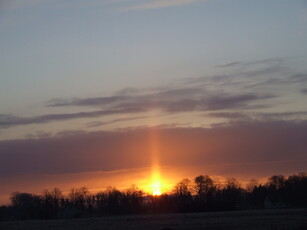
[243,73,307,90]
[190,60,287,86]
[123,0,202,11]
[0,90,272,128]
[47,96,126,107]
[208,111,307,122]
[290,74,307,83]
[218,62,242,68]
[86,116,148,127]
[217,58,284,68]
[0,108,145,128]
[1,58,306,129]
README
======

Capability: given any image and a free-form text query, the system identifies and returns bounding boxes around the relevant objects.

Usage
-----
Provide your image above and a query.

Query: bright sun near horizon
[148,169,163,196]
[151,180,162,196]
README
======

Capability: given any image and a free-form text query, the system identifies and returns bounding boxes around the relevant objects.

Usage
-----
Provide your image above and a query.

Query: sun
[150,169,163,196]
[152,181,162,196]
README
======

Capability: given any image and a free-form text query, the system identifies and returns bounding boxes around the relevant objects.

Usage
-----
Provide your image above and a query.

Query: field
[1,209,307,230]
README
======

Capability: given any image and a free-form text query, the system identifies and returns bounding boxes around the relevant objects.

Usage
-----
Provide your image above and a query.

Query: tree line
[1,172,307,220]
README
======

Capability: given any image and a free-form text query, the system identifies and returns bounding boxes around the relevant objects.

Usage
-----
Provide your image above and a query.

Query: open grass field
[1,209,307,230]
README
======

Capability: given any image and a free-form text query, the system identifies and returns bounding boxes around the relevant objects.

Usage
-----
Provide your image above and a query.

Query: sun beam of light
[151,169,162,196]
[148,126,164,196]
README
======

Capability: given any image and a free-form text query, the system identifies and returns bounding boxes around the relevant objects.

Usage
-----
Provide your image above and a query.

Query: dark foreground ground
[1,209,307,230]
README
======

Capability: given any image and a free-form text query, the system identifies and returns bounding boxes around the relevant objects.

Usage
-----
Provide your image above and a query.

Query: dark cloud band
[1,120,307,178]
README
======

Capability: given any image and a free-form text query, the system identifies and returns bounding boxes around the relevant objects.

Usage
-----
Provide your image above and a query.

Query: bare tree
[174,178,192,197]
[194,175,215,201]
[106,186,122,214]
[10,192,41,219]
[268,175,285,190]
[68,187,90,211]
[245,178,259,193]
[225,178,241,190]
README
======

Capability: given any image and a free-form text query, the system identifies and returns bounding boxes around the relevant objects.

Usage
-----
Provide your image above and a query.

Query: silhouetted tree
[68,187,90,216]
[3,172,307,220]
[40,188,63,219]
[0,205,11,221]
[268,175,286,190]
[217,178,243,210]
[122,184,144,213]
[105,186,122,214]
[174,178,192,197]
[285,172,307,207]
[174,178,193,212]
[245,178,259,193]
[196,175,215,196]
[10,192,41,219]
[194,175,216,211]
[95,191,107,215]
[266,175,287,205]
[245,179,265,209]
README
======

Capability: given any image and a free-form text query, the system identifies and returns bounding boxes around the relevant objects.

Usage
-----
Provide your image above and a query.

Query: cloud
[217,57,284,68]
[86,116,148,127]
[47,96,126,107]
[47,84,275,113]
[47,87,205,108]
[243,73,307,90]
[218,62,242,68]
[1,120,307,179]
[208,111,307,122]
[290,74,307,83]
[241,65,286,78]
[123,0,201,11]
[2,57,306,130]
[111,87,207,113]
[302,88,307,95]
[245,58,285,66]
[257,111,307,120]
[0,90,273,128]
[207,112,251,120]
[0,108,145,128]
[190,63,287,86]
[206,59,307,94]
[205,93,273,110]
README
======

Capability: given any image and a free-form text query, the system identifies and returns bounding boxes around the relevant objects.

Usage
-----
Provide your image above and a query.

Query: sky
[1,0,307,204]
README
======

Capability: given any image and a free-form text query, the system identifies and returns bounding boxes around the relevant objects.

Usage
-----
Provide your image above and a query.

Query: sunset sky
[1,0,307,204]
